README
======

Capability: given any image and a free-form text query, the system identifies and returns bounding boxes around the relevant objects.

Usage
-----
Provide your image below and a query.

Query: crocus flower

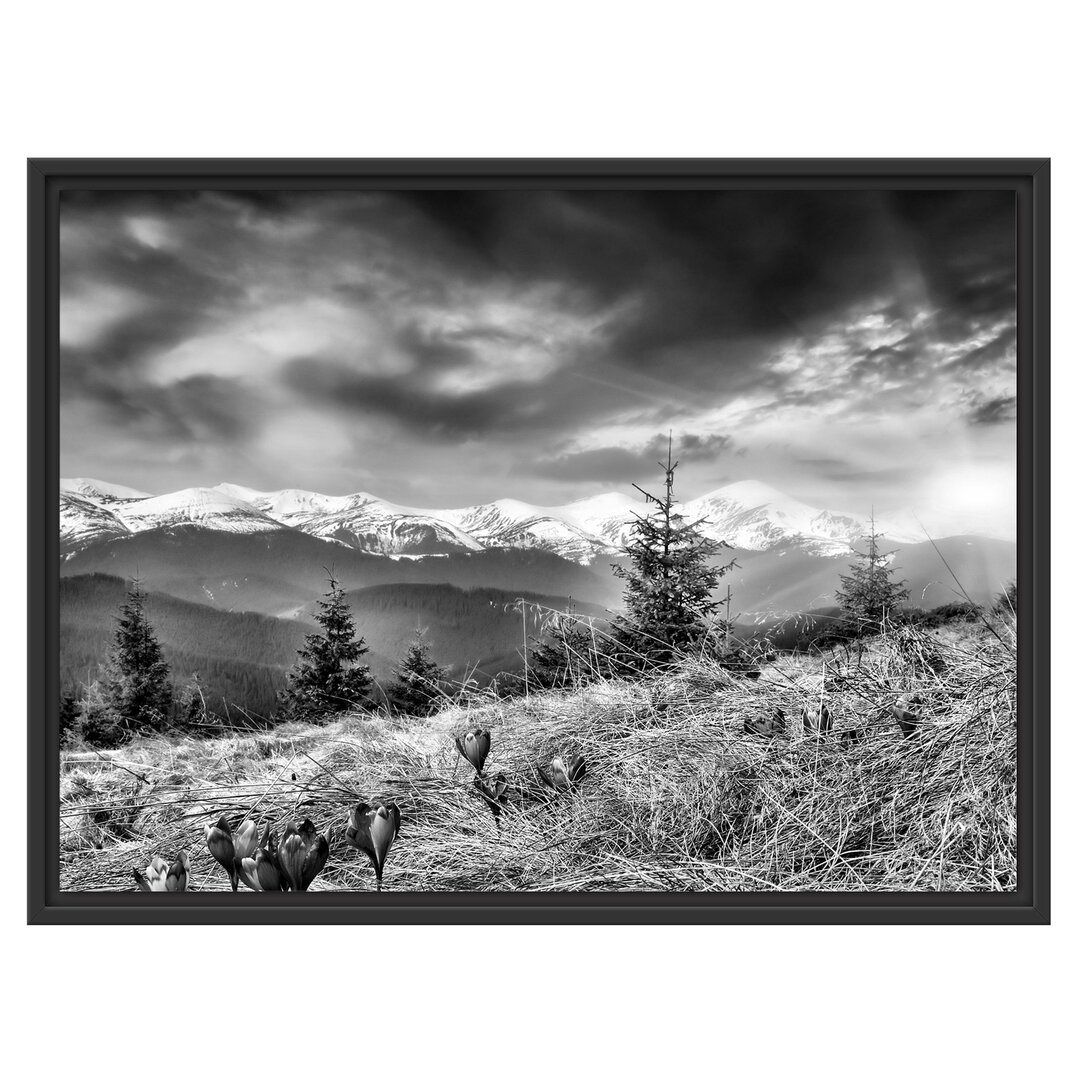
[133,851,189,892]
[801,702,832,734]
[454,729,491,775]
[205,816,261,891]
[474,772,510,823]
[236,837,288,892]
[744,707,785,737]
[892,692,923,738]
[346,802,401,890]
[133,856,170,892]
[276,819,332,892]
[540,753,586,791]
[166,851,190,892]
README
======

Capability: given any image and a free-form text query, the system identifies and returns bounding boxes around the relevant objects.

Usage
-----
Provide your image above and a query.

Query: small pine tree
[179,672,211,729]
[58,691,80,746]
[835,514,910,637]
[387,629,447,715]
[277,571,372,723]
[609,440,735,672]
[529,604,600,688]
[100,578,173,738]
[72,680,127,748]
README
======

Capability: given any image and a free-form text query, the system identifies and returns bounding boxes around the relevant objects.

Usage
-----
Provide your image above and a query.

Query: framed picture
[28,159,1049,923]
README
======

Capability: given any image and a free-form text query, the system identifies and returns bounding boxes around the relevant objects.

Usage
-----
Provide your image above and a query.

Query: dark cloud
[531,433,734,482]
[65,371,256,444]
[59,188,1017,526]
[949,326,1017,370]
[280,356,572,440]
[970,396,1017,425]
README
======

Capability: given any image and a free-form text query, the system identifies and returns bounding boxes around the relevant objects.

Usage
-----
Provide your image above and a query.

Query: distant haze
[60,189,1017,539]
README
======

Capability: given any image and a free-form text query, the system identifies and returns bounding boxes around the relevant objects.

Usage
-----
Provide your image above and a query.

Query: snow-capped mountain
[59,492,130,552]
[59,486,289,555]
[115,488,287,536]
[684,480,924,557]
[209,484,483,555]
[440,498,630,564]
[60,478,152,503]
[58,477,929,562]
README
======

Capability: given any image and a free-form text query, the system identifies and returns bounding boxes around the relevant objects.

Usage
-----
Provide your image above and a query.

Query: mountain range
[61,477,929,564]
[57,476,1016,714]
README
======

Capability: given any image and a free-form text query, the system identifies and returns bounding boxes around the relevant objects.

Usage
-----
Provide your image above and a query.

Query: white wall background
[2,3,1071,1076]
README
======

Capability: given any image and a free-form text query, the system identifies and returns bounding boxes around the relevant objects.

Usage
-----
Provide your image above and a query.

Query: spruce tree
[834,514,909,637]
[58,692,80,746]
[530,604,599,688]
[100,578,173,736]
[278,572,372,722]
[179,672,212,728]
[609,441,735,672]
[387,629,447,715]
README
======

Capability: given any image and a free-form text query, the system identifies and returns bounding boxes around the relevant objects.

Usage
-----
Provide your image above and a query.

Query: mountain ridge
[59,477,947,563]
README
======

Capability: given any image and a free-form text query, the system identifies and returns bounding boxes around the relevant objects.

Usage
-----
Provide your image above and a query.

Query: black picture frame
[29,158,1050,925]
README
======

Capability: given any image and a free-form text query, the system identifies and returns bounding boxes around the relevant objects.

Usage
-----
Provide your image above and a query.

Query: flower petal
[550,757,569,790]
[475,730,491,770]
[368,806,396,876]
[166,851,190,892]
[300,833,330,890]
[568,754,586,785]
[278,832,306,891]
[236,856,262,891]
[206,822,236,872]
[255,849,286,891]
[233,819,260,861]
[346,803,376,861]
[146,856,170,889]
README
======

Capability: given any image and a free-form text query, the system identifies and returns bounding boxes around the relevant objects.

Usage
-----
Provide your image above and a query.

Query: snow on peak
[212,485,352,517]
[58,476,958,561]
[115,487,285,534]
[60,477,152,501]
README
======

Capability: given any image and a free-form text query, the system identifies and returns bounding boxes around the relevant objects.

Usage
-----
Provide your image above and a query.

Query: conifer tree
[834,514,909,636]
[387,629,447,715]
[609,440,735,672]
[58,692,80,746]
[100,578,173,736]
[529,603,599,688]
[278,571,372,722]
[179,672,211,728]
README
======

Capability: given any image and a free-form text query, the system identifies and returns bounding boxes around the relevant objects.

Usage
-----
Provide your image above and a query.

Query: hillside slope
[60,576,611,718]
[60,575,321,718]
[331,583,610,683]
[59,616,1017,893]
[60,530,622,615]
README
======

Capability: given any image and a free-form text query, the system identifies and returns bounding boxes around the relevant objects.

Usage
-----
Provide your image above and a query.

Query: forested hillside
[60,529,620,615]
[338,583,610,682]
[60,575,612,717]
[60,574,320,718]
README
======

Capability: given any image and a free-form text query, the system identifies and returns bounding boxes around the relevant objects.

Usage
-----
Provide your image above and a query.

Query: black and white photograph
[54,181,1021,898]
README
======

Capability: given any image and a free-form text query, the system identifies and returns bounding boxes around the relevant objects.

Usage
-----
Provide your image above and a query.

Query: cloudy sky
[60,188,1016,536]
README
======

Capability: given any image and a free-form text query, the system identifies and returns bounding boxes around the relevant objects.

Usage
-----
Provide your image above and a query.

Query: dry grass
[59,616,1016,893]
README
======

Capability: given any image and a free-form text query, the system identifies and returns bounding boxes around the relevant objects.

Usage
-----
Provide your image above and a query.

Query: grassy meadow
[59,614,1016,894]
